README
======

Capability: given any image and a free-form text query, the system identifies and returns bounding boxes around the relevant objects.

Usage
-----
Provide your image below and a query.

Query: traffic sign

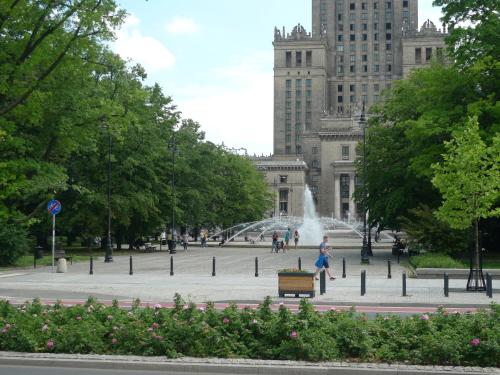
[47,199,61,216]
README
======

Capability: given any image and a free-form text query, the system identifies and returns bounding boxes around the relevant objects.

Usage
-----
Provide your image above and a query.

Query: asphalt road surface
[0,365,246,375]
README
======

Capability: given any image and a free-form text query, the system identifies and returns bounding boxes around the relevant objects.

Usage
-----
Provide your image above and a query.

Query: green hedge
[410,253,467,269]
[0,296,498,367]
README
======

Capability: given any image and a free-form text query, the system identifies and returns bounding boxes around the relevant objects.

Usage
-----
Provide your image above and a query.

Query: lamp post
[169,130,177,254]
[104,124,113,262]
[359,104,369,264]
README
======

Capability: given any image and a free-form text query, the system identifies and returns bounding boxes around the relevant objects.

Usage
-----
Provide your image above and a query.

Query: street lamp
[103,124,113,263]
[169,130,177,254]
[359,104,369,264]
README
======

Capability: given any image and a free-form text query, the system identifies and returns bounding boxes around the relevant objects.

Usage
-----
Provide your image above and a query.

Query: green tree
[432,117,500,287]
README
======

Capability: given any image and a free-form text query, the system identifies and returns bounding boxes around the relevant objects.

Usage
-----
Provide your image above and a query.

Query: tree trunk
[475,219,479,289]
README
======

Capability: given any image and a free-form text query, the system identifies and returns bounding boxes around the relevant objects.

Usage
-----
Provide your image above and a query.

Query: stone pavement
[0,246,497,307]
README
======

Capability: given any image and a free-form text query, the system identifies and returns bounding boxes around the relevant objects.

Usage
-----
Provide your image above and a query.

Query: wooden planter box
[278,272,315,298]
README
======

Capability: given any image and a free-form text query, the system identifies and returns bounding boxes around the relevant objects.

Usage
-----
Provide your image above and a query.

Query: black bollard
[129,256,133,275]
[444,272,449,297]
[89,256,94,275]
[170,255,174,276]
[361,270,366,296]
[397,252,400,264]
[388,259,392,279]
[298,257,302,271]
[212,256,216,276]
[255,257,259,277]
[402,272,407,296]
[320,269,326,295]
[342,258,346,278]
[486,273,493,298]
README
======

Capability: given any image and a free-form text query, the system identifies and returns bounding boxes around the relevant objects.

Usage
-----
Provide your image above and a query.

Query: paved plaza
[0,245,497,308]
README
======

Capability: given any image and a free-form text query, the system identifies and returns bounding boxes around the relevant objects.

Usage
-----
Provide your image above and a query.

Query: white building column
[349,173,356,221]
[334,174,341,220]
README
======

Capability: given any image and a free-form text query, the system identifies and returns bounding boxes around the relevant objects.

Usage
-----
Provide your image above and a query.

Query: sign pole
[52,214,55,272]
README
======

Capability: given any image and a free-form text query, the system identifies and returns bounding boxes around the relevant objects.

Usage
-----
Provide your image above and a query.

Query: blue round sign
[47,199,61,216]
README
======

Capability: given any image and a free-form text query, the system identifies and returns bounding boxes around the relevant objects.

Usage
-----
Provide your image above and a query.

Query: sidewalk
[0,246,497,308]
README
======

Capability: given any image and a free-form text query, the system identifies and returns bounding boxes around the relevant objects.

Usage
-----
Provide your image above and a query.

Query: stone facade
[272,0,446,218]
[253,156,307,218]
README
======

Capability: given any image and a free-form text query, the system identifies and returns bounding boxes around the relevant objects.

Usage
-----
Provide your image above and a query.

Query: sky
[113,0,444,156]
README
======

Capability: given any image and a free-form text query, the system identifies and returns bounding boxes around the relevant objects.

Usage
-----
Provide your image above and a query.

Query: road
[0,365,230,375]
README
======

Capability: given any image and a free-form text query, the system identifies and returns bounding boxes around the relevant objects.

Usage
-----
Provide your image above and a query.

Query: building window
[285,123,291,131]
[295,123,302,132]
[415,47,422,64]
[363,65,368,72]
[286,91,291,99]
[337,65,344,74]
[362,55,368,62]
[362,44,368,51]
[350,2,355,9]
[361,13,368,19]
[374,2,378,9]
[286,52,292,68]
[374,83,380,91]
[350,65,356,73]
[340,174,350,198]
[386,43,392,50]
[279,189,288,213]
[374,43,379,51]
[312,159,320,168]
[362,94,368,103]
[350,44,356,52]
[312,146,319,154]
[362,83,368,91]
[350,34,356,41]
[402,10,409,18]
[285,134,291,143]
[363,23,368,30]
[386,1,391,8]
[374,22,378,30]
[338,34,343,42]
[403,0,408,7]
[374,94,379,102]
[362,2,367,9]
[337,44,344,52]
[342,145,350,160]
[280,175,288,183]
[338,13,342,21]
[350,23,355,31]
[338,95,343,103]
[350,84,356,92]
[373,64,380,72]
[426,47,432,61]
[386,33,391,40]
[306,50,312,67]
[296,144,302,154]
[338,84,343,92]
[286,101,291,110]
[374,33,379,40]
[374,52,379,61]
[306,100,312,110]
[286,79,291,89]
[285,145,291,154]
[350,54,356,62]
[338,55,344,63]
[387,64,392,72]
[362,33,368,41]
[350,95,356,102]
[386,22,391,30]
[296,51,302,67]
[349,12,356,20]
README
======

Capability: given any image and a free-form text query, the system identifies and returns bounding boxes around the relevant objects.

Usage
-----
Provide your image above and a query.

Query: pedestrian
[283,228,291,253]
[202,230,209,248]
[182,232,188,251]
[314,235,336,280]
[271,231,279,253]
[293,229,300,250]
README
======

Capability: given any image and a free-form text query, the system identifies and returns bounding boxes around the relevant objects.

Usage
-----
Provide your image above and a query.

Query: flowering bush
[0,296,497,367]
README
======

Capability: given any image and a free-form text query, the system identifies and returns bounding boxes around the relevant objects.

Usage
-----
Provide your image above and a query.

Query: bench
[54,250,73,265]
[138,242,157,252]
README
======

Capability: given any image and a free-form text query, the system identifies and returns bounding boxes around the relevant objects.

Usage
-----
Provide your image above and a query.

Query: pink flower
[111,338,118,345]
[199,307,205,312]
[183,304,189,310]
[330,307,337,312]
[470,338,481,347]
[420,314,429,321]
[154,304,161,309]
[151,323,159,329]
[76,316,82,321]
[383,316,390,321]
[47,340,54,350]
[290,330,298,339]
[147,327,153,332]
[223,317,230,324]
[41,324,49,332]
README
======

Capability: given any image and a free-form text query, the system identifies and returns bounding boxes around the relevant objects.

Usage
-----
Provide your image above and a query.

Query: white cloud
[113,14,175,73]
[165,17,199,34]
[175,52,274,155]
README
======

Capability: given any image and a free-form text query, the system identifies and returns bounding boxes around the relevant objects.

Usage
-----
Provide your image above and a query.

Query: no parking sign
[47,199,62,272]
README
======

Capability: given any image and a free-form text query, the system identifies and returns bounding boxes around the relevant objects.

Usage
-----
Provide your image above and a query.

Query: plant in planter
[278,268,315,298]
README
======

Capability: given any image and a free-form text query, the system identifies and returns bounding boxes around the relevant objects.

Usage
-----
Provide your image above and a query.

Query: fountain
[210,186,391,247]
[298,186,323,245]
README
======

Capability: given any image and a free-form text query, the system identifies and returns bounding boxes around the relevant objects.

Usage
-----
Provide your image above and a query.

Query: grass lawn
[410,252,500,269]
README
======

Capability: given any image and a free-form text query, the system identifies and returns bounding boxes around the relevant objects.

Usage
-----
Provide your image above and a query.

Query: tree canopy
[0,0,271,264]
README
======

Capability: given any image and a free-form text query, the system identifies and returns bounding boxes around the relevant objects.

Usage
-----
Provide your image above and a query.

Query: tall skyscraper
[272,0,446,218]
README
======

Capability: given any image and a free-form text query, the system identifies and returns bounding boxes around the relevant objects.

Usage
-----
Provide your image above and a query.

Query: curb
[0,352,497,375]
